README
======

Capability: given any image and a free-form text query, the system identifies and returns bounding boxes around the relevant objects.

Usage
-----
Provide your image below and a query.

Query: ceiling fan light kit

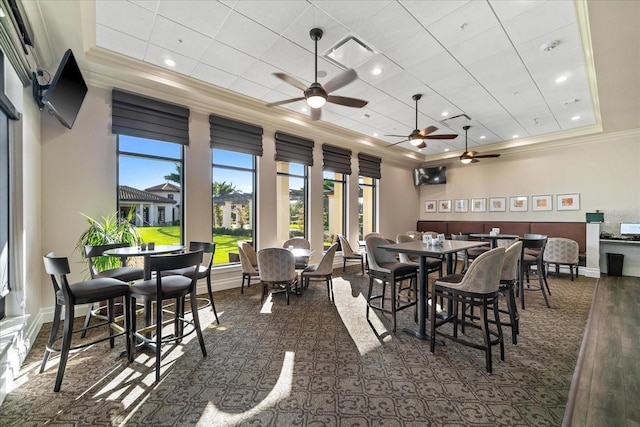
[460,125,501,164]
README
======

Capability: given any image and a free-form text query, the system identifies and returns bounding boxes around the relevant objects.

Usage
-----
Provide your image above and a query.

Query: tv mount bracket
[32,70,49,110]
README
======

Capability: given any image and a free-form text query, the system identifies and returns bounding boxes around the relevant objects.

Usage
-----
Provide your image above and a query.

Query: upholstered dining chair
[365,236,418,333]
[338,234,364,274]
[238,241,259,294]
[163,241,219,324]
[430,247,506,373]
[41,253,132,392]
[396,233,443,278]
[129,250,207,382]
[499,241,522,345]
[257,247,297,305]
[300,243,339,301]
[81,243,144,338]
[543,237,579,281]
[282,237,311,269]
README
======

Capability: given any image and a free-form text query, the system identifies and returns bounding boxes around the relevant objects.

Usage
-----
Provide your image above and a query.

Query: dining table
[103,244,186,345]
[380,239,490,341]
[470,233,520,249]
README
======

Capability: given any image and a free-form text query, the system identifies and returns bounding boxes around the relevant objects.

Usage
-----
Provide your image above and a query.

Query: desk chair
[41,253,132,392]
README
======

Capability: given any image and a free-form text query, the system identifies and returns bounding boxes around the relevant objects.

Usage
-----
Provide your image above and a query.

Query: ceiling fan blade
[474,153,501,158]
[385,139,409,147]
[310,108,321,121]
[327,95,368,108]
[266,97,306,107]
[273,72,308,91]
[416,141,427,149]
[471,158,480,163]
[418,126,438,136]
[424,134,458,140]
[384,134,408,138]
[323,69,358,93]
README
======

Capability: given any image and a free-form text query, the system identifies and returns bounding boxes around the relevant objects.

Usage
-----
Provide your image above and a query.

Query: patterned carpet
[0,268,596,426]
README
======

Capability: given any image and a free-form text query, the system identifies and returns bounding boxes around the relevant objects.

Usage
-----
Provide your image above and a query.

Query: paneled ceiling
[92,0,598,159]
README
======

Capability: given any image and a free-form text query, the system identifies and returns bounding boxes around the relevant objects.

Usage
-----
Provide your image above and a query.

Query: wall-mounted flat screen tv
[414,166,446,186]
[41,49,88,129]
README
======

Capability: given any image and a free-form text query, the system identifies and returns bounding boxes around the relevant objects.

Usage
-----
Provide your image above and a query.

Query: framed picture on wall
[454,199,468,212]
[509,196,528,212]
[425,200,437,213]
[489,197,506,212]
[532,195,552,211]
[557,193,580,210]
[438,200,452,213]
[471,198,486,212]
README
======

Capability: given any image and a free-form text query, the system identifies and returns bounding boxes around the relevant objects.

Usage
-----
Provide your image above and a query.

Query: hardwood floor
[563,275,640,426]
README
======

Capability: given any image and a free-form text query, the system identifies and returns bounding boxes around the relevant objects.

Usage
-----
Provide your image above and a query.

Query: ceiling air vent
[324,36,375,70]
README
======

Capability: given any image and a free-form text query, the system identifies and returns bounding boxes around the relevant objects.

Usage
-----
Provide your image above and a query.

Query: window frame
[277,161,309,240]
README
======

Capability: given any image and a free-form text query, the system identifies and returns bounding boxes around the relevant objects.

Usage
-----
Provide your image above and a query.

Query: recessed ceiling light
[164,58,176,67]
[480,135,486,139]
[317,70,327,78]
[444,148,450,152]
[373,132,378,137]
[571,115,581,121]
[512,134,519,138]
[301,107,308,113]
[371,67,382,76]
[441,111,449,117]
[555,75,568,83]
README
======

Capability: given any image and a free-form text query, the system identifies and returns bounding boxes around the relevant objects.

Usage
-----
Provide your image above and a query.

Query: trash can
[606,253,624,276]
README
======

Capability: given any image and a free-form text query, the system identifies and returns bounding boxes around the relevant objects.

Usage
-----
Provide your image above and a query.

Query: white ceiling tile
[284,5,350,54]
[200,40,256,75]
[427,1,500,49]
[241,60,287,88]
[383,32,444,69]
[229,78,272,99]
[351,2,425,53]
[355,54,404,86]
[156,1,232,38]
[489,0,545,22]
[215,12,280,58]
[95,0,156,40]
[148,16,213,60]
[502,0,576,45]
[144,44,198,75]
[232,1,311,34]
[399,0,471,27]
[96,24,147,60]
[448,26,513,67]
[260,38,315,80]
[191,63,238,88]
[311,1,393,28]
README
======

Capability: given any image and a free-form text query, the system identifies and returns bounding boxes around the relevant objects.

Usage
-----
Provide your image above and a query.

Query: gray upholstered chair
[396,233,443,278]
[499,241,522,345]
[238,241,259,294]
[300,242,339,301]
[41,253,132,392]
[365,236,418,333]
[430,246,506,373]
[543,237,579,281]
[257,247,297,305]
[282,237,311,269]
[338,234,364,274]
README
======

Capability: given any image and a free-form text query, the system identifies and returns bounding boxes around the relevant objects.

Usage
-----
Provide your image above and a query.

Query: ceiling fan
[266,28,368,121]
[460,125,501,163]
[386,94,458,149]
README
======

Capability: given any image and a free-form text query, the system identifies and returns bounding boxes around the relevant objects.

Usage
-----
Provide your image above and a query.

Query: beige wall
[418,130,640,228]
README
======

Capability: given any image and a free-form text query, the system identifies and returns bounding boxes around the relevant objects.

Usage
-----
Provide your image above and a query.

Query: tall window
[323,171,346,248]
[358,176,377,240]
[117,135,184,244]
[212,149,256,265]
[0,108,9,319]
[277,161,308,241]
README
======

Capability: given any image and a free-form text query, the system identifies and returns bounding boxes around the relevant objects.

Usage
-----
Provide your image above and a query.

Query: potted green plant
[75,210,141,274]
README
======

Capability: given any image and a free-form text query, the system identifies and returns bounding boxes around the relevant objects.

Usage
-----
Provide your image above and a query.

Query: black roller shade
[274,131,314,166]
[322,144,352,175]
[358,153,381,179]
[112,89,190,145]
[210,113,263,156]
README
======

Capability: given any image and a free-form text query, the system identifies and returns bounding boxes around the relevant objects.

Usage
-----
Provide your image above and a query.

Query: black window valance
[274,131,314,166]
[358,153,381,179]
[209,113,263,156]
[322,144,352,175]
[112,89,190,145]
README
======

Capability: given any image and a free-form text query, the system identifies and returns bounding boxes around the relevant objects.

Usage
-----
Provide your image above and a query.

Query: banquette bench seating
[416,221,586,266]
